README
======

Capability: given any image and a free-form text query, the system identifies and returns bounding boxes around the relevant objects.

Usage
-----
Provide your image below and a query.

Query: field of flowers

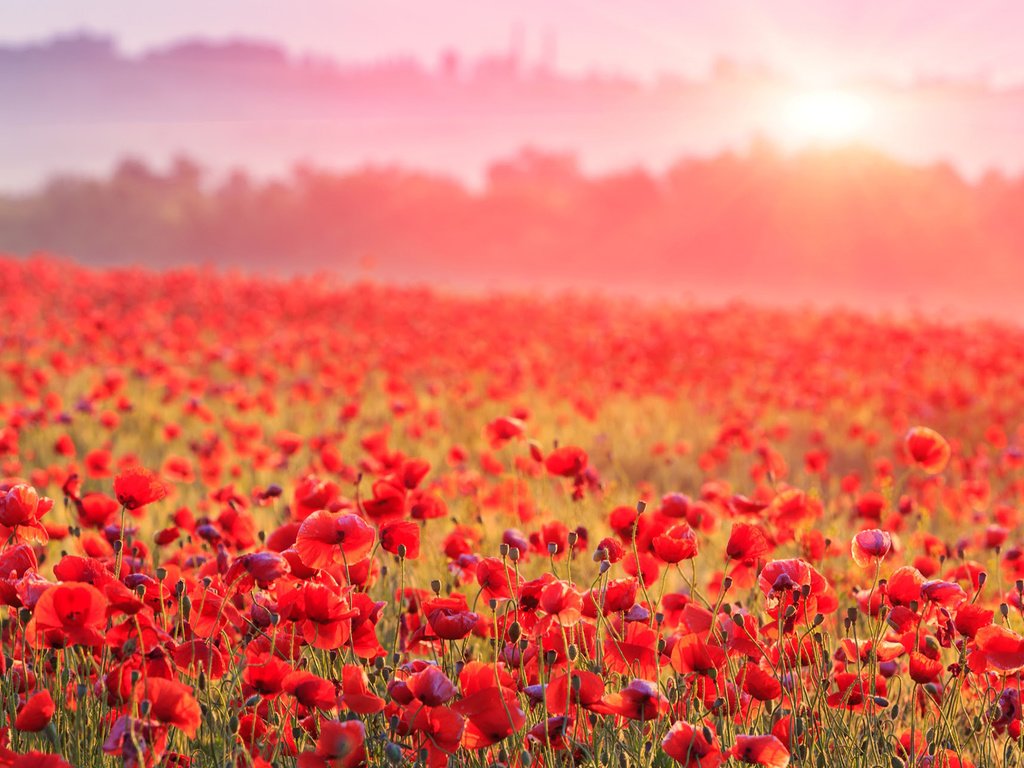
[2,257,1024,767]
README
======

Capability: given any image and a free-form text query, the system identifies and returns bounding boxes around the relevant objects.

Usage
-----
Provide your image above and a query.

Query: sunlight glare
[782,88,872,144]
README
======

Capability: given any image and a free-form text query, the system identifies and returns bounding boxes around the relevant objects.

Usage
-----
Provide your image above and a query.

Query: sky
[5,0,1024,84]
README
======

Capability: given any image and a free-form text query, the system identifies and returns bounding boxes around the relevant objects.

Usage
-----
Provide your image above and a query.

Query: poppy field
[4,257,1024,768]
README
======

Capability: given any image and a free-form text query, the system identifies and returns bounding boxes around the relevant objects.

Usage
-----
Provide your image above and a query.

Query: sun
[781,87,872,144]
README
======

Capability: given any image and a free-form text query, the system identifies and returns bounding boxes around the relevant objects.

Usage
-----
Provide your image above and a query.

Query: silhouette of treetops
[1,146,1021,311]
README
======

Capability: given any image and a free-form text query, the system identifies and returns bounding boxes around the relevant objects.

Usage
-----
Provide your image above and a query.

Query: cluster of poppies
[2,258,1024,767]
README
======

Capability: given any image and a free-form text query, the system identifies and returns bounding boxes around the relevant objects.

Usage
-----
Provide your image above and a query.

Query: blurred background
[2,1,1022,317]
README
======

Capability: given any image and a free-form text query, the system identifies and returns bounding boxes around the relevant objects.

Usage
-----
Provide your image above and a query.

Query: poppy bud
[977,572,987,587]
[593,547,608,562]
[520,750,533,767]
[547,542,558,555]
[499,543,509,557]
[636,500,647,514]
[139,700,151,716]
[430,579,441,595]
[599,560,610,574]
[722,577,733,591]
[568,644,578,661]
[509,547,520,562]
[1001,603,1010,618]
[385,743,403,764]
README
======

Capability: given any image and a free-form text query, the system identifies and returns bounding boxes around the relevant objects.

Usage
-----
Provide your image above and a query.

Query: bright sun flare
[782,88,872,144]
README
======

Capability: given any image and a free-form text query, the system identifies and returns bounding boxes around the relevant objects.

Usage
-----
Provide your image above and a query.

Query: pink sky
[5,0,1024,84]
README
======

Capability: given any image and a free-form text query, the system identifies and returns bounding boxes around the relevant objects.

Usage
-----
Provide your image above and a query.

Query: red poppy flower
[975,624,1024,673]
[30,581,108,647]
[757,558,830,619]
[340,665,384,714]
[653,523,700,563]
[603,621,660,679]
[851,529,892,567]
[15,689,55,732]
[301,583,358,650]
[172,640,226,680]
[379,519,420,559]
[905,426,951,474]
[485,416,526,447]
[671,634,727,676]
[954,603,992,639]
[728,734,790,767]
[298,719,367,768]
[726,523,772,563]
[294,510,375,569]
[135,677,202,737]
[909,651,944,684]
[406,664,458,706]
[243,653,294,697]
[592,679,669,721]
[544,445,588,477]
[451,686,527,749]
[546,670,604,715]
[113,466,167,511]
[218,554,284,594]
[0,484,41,527]
[284,670,338,711]
[8,753,73,768]
[539,580,583,627]
[475,557,518,600]
[738,662,782,701]
[920,579,967,608]
[662,720,723,767]
[887,565,924,606]
[424,595,479,640]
